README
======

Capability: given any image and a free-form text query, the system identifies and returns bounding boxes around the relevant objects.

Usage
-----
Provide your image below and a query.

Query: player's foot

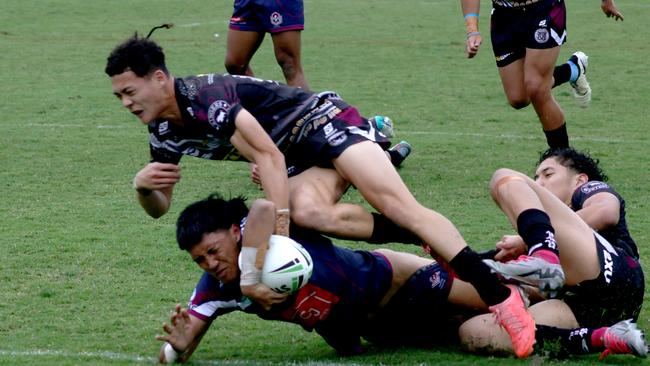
[483,255,565,297]
[369,115,395,138]
[488,284,535,358]
[388,140,412,167]
[600,319,648,359]
[570,51,591,108]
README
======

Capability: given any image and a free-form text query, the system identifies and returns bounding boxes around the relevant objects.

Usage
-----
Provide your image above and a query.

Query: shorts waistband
[493,0,542,8]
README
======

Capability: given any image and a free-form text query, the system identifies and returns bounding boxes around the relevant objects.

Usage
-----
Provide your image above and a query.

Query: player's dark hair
[105,32,169,77]
[176,194,249,251]
[538,147,608,182]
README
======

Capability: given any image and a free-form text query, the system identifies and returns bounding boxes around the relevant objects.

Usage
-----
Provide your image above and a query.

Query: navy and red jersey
[571,181,639,259]
[147,74,349,165]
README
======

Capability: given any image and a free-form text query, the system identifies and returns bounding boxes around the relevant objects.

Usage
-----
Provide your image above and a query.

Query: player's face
[534,157,580,205]
[189,226,241,284]
[111,70,168,124]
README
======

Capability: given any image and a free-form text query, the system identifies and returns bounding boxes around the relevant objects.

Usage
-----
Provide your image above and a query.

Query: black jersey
[147,74,349,164]
[571,181,639,259]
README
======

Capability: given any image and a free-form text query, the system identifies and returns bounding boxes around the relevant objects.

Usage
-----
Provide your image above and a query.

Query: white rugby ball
[261,235,313,293]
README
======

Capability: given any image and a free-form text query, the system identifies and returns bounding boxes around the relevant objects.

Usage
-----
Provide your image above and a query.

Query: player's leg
[224,28,265,77]
[489,168,600,285]
[498,59,530,109]
[333,141,535,357]
[524,47,569,148]
[271,30,309,89]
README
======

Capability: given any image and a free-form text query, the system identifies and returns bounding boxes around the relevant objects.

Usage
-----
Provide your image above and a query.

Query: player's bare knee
[508,98,530,109]
[290,199,325,229]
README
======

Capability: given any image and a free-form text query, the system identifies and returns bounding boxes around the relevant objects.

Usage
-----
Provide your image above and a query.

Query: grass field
[1,0,649,365]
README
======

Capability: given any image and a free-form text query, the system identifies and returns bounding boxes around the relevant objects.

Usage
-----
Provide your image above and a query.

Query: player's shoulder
[577,180,611,195]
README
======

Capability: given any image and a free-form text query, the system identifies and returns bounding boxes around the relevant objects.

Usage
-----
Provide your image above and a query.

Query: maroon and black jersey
[571,181,639,259]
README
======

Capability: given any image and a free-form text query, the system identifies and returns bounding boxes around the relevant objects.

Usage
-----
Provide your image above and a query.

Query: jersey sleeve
[571,181,619,210]
[187,272,253,322]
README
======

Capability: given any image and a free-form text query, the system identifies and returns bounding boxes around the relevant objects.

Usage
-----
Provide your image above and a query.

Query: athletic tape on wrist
[239,247,261,286]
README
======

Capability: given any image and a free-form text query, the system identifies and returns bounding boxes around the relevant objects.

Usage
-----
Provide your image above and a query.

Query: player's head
[105,33,168,78]
[176,194,249,282]
[534,147,607,203]
[106,32,174,124]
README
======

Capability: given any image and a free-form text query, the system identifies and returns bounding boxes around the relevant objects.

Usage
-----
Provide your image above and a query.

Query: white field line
[19,123,647,145]
[0,349,361,366]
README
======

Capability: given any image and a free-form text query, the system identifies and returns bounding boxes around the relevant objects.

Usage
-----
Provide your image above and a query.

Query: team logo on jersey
[270,12,283,26]
[580,181,609,194]
[158,121,169,135]
[207,100,230,130]
[535,28,549,43]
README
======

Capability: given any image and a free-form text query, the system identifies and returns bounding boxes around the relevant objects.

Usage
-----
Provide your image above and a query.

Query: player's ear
[152,68,168,83]
[231,223,241,241]
[576,172,589,186]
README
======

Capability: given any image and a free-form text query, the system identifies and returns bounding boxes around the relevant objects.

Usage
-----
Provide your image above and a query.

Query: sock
[388,149,404,167]
[368,213,420,245]
[536,325,595,355]
[591,327,607,350]
[567,55,580,83]
[543,123,569,148]
[552,63,572,88]
[516,208,560,262]
[449,246,511,306]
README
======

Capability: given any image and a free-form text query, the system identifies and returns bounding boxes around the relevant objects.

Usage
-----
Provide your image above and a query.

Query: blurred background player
[225,0,309,89]
[460,0,624,148]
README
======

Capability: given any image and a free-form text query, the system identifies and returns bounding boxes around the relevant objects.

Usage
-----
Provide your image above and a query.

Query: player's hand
[134,162,181,191]
[494,235,526,262]
[601,0,624,21]
[249,163,262,188]
[155,304,192,355]
[241,283,288,311]
[466,33,482,58]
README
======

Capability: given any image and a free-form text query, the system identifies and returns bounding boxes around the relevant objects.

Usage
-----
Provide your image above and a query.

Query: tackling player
[461,0,624,148]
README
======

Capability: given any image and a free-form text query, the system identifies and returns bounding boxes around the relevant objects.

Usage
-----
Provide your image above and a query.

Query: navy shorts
[230,0,304,33]
[561,234,645,328]
[285,106,391,177]
[491,0,567,67]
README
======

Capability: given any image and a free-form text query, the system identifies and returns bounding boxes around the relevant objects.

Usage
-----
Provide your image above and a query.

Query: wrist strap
[239,247,261,286]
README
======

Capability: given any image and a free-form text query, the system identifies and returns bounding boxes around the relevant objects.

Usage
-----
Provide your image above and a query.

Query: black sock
[544,123,569,148]
[448,247,511,306]
[536,325,594,356]
[388,149,404,167]
[553,63,572,88]
[368,213,420,244]
[516,209,559,257]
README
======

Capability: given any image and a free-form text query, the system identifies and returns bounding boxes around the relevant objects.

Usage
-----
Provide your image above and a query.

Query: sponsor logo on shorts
[207,100,230,130]
[158,121,169,135]
[580,181,609,194]
[270,12,283,26]
[496,52,513,62]
[538,20,547,27]
[429,271,445,289]
[535,28,549,43]
[603,249,614,284]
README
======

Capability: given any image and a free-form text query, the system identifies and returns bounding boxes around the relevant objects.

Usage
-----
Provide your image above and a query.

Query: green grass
[1,0,649,365]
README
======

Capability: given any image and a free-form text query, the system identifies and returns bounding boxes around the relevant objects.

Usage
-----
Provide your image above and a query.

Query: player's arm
[156,304,210,364]
[601,0,624,21]
[461,0,482,58]
[133,162,181,218]
[230,108,290,235]
[575,191,620,231]
[238,198,289,310]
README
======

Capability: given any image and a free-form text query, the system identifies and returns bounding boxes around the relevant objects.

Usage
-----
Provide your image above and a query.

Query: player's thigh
[288,166,349,209]
[524,47,560,88]
[530,299,578,328]
[497,59,528,105]
[332,141,419,218]
[225,29,265,65]
[271,30,303,61]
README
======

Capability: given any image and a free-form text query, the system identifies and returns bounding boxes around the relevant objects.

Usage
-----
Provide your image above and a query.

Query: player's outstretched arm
[155,304,210,364]
[601,0,624,21]
[461,0,482,58]
[133,162,180,218]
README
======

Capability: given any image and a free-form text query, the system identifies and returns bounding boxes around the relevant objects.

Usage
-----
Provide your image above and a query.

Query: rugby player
[225,0,309,89]
[461,0,624,148]
[459,147,645,357]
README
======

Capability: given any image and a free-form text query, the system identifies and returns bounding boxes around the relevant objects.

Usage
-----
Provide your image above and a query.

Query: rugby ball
[261,235,313,293]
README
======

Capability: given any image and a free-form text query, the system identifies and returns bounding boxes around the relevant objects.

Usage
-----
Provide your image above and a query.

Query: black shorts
[561,234,645,328]
[360,263,478,347]
[285,106,391,177]
[491,0,567,67]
